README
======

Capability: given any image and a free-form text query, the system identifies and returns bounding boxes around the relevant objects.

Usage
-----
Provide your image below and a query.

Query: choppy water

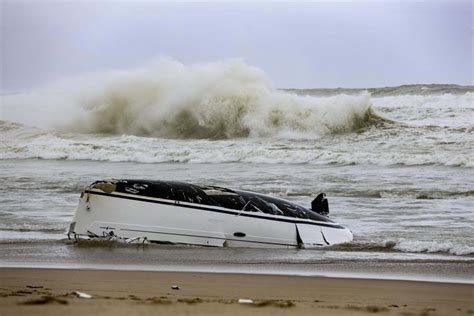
[0,60,473,266]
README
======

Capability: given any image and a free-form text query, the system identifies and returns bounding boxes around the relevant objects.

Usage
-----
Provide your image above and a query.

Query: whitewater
[1,59,473,266]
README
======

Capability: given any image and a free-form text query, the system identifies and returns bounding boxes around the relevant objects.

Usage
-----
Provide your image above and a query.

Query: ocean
[1,60,473,281]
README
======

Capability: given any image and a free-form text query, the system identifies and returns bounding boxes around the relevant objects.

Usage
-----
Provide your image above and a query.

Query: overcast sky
[1,0,472,91]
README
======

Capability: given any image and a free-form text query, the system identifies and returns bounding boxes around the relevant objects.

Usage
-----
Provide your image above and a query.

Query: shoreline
[1,262,473,285]
[1,268,473,315]
[2,240,473,285]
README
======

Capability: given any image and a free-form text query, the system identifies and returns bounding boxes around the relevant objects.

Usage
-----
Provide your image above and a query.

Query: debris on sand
[19,296,68,305]
[238,298,254,304]
[74,291,92,299]
[147,297,173,305]
[346,305,389,313]
[254,300,295,308]
[178,298,203,304]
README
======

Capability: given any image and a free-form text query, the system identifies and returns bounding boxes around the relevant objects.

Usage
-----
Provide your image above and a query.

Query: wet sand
[1,268,473,315]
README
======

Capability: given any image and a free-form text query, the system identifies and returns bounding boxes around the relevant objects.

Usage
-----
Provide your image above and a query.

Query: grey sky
[1,0,472,91]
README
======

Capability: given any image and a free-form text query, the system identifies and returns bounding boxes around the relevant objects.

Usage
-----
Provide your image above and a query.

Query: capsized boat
[68,179,353,248]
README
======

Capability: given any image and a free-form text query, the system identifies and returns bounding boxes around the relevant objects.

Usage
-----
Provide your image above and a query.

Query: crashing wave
[2,59,383,139]
[0,120,472,167]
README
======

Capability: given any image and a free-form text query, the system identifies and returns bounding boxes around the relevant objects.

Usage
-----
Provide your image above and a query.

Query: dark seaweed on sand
[19,296,68,305]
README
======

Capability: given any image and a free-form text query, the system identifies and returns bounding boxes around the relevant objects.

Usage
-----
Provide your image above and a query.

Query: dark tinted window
[235,191,333,222]
[207,194,247,210]
[114,180,174,200]
[170,185,213,204]
[114,180,215,205]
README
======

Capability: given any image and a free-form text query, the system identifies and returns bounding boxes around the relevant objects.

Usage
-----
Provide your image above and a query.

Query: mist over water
[1,59,473,263]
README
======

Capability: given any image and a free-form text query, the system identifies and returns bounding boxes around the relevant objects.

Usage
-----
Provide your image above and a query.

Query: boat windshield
[203,186,332,222]
[236,191,332,222]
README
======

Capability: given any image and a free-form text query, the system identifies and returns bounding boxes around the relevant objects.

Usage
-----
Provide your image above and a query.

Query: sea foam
[332,239,474,257]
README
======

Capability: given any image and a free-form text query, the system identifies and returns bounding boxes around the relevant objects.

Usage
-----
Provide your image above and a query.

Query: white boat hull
[70,189,353,248]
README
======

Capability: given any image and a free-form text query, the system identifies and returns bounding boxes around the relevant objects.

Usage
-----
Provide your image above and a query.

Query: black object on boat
[312,193,329,216]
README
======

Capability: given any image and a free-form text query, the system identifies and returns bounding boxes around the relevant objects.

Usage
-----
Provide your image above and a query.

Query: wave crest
[69,59,379,139]
[331,239,474,256]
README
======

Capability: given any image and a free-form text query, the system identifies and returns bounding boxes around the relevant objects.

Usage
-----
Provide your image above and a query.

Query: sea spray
[71,59,376,138]
[2,59,377,139]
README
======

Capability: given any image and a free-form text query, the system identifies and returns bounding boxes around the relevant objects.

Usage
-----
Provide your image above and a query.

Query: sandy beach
[2,1,473,316]
[1,268,472,315]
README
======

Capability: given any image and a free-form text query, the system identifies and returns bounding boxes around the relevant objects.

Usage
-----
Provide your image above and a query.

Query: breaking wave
[2,59,382,139]
[286,84,474,97]
[332,239,474,257]
[1,120,472,167]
